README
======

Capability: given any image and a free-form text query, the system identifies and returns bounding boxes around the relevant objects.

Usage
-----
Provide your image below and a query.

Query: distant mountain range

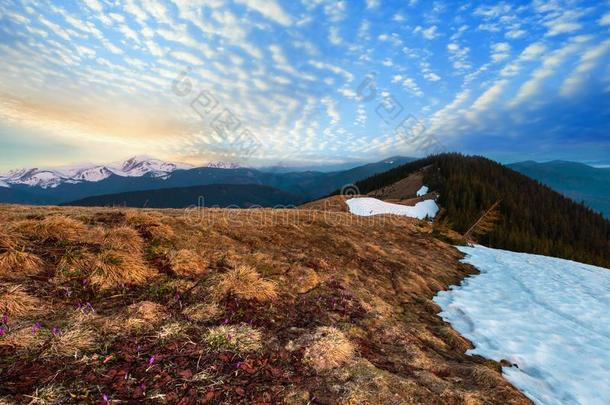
[64,184,305,208]
[0,156,194,188]
[0,156,415,207]
[508,160,610,218]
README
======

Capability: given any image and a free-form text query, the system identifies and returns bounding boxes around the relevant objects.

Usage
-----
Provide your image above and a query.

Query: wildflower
[52,326,61,336]
[148,355,156,366]
[235,361,241,369]
[0,327,6,337]
[1,314,8,324]
[31,322,41,334]
[102,393,109,404]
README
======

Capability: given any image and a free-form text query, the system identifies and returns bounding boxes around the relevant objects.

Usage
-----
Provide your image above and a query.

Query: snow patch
[346,197,439,219]
[416,185,429,197]
[434,245,610,405]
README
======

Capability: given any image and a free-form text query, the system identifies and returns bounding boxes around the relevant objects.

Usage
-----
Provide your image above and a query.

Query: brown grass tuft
[169,249,207,277]
[0,284,42,317]
[102,226,144,253]
[89,251,155,290]
[0,326,47,350]
[0,249,44,279]
[0,227,22,251]
[203,324,262,353]
[182,303,221,322]
[37,216,88,242]
[44,326,96,358]
[303,327,355,372]
[53,249,95,283]
[105,301,170,333]
[214,265,278,302]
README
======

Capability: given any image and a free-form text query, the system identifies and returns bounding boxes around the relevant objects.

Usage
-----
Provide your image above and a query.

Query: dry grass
[214,265,278,302]
[303,327,355,372]
[203,324,262,353]
[0,249,44,279]
[0,227,22,250]
[0,204,531,404]
[0,284,42,317]
[44,326,96,358]
[182,302,221,322]
[106,301,170,333]
[24,384,67,404]
[146,223,175,242]
[89,250,155,290]
[36,216,88,242]
[101,226,143,253]
[0,326,47,350]
[156,321,189,341]
[54,249,94,282]
[169,249,207,277]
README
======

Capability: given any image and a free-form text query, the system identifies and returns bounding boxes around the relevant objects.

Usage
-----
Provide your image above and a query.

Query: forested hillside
[354,154,610,268]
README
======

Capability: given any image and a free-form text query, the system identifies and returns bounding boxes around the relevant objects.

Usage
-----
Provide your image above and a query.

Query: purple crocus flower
[148,355,156,366]
[235,361,241,369]
[31,322,41,334]
[0,327,6,337]
[1,314,8,324]
[52,326,61,336]
[102,393,109,404]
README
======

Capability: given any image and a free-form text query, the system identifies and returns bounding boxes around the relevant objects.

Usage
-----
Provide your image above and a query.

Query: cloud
[509,39,585,107]
[366,0,380,9]
[321,96,340,125]
[171,51,205,65]
[491,42,510,62]
[600,12,610,26]
[561,39,610,96]
[235,0,292,26]
[414,25,439,40]
[84,0,103,12]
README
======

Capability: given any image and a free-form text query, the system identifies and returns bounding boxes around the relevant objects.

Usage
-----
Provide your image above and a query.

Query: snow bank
[346,197,439,219]
[416,185,429,197]
[434,245,610,405]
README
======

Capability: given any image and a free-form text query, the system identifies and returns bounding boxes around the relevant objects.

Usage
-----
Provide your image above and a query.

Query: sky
[0,0,609,171]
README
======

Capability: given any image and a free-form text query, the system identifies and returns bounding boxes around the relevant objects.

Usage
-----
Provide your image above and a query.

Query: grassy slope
[0,204,529,404]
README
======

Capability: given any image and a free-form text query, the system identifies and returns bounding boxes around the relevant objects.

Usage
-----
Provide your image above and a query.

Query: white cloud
[414,25,439,40]
[509,40,584,107]
[329,26,342,45]
[401,77,423,97]
[491,42,510,62]
[84,0,103,12]
[171,51,205,66]
[321,96,340,125]
[235,0,292,25]
[366,0,380,9]
[424,72,441,81]
[600,12,610,26]
[308,60,354,82]
[561,39,610,96]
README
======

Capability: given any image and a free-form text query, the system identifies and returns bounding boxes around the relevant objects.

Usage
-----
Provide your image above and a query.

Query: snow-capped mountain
[0,156,193,189]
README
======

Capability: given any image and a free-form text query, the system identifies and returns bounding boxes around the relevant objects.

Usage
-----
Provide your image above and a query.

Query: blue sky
[0,0,609,170]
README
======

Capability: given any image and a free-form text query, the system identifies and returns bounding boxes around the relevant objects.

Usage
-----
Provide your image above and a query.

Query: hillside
[64,184,306,208]
[0,204,530,404]
[353,154,610,268]
[508,160,610,218]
